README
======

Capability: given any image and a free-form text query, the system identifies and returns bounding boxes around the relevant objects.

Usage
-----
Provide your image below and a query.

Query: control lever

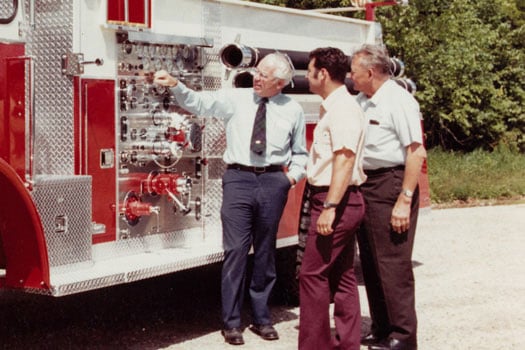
[165,189,191,215]
[80,58,104,66]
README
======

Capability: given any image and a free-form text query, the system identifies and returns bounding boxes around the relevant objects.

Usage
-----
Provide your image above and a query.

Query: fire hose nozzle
[219,43,259,69]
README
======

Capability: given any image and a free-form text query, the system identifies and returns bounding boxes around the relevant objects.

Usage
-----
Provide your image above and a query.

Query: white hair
[261,52,295,85]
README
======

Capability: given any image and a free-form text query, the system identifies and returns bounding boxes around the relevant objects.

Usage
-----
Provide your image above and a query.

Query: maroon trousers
[299,187,364,350]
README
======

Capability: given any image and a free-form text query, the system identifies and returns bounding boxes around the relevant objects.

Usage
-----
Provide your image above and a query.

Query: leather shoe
[249,324,279,340]
[221,328,244,345]
[369,338,417,350]
[361,332,387,346]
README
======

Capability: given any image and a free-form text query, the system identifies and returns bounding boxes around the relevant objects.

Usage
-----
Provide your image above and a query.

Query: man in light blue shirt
[154,52,307,346]
[351,44,426,350]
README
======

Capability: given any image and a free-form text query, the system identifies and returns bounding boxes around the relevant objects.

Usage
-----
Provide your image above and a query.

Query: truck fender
[0,158,50,291]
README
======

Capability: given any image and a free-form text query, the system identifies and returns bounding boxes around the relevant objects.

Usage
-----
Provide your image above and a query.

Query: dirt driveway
[1,204,524,349]
[169,203,525,350]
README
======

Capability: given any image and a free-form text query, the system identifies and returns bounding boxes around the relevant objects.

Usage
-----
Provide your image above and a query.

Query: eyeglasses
[250,68,276,81]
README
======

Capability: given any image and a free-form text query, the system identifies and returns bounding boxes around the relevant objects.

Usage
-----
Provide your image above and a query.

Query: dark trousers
[220,168,291,329]
[357,167,419,344]
[299,187,364,350]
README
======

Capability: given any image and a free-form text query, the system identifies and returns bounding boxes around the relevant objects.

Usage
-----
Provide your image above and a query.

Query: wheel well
[0,158,50,290]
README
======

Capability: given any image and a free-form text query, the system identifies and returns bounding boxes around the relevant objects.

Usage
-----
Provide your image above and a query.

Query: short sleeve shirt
[307,85,366,187]
[355,79,423,170]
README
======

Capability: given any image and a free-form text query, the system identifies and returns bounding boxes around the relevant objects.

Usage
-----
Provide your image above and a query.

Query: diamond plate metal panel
[202,1,223,91]
[201,117,226,233]
[0,0,16,18]
[32,175,92,267]
[25,0,75,175]
[49,245,225,296]
[203,117,226,158]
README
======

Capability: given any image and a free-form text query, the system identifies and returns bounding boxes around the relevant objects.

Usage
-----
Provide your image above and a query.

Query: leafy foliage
[246,0,525,151]
[381,0,525,151]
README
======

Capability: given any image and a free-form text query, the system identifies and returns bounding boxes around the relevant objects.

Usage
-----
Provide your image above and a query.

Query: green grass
[427,147,525,204]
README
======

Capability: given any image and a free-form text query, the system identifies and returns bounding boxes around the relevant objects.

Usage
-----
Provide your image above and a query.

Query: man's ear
[320,68,329,80]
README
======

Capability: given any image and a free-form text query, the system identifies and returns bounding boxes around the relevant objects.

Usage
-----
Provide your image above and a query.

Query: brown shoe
[221,328,244,345]
[249,324,279,341]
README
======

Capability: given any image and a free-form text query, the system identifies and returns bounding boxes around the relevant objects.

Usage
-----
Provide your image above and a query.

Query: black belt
[364,165,405,176]
[227,163,283,173]
[309,184,359,195]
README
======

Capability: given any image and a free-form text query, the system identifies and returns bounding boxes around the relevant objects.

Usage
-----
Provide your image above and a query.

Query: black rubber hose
[233,71,358,95]
[220,44,311,70]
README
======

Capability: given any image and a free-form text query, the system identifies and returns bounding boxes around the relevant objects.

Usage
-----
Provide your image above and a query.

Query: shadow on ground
[0,263,291,349]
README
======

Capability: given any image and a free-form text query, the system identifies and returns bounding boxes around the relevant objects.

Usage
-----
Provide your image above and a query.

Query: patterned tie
[250,97,268,155]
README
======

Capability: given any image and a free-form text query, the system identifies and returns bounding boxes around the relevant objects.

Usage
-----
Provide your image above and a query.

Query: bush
[428,146,525,203]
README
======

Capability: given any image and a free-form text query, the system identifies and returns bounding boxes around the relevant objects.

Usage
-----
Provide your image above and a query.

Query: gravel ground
[1,204,524,349]
[169,204,525,350]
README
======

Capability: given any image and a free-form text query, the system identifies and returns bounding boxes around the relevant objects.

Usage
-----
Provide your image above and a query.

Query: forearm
[401,143,427,195]
[391,143,426,233]
[315,149,355,236]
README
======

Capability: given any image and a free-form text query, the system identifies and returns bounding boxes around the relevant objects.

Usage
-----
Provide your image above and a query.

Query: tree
[246,0,525,151]
[381,0,525,151]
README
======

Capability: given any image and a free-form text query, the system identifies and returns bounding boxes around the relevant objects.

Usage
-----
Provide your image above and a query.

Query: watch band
[402,189,413,198]
[322,202,338,209]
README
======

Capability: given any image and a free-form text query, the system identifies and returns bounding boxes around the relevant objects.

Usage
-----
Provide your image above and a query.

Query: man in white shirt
[154,53,308,346]
[298,47,366,350]
[351,44,427,350]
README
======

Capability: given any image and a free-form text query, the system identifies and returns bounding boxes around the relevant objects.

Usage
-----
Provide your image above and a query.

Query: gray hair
[262,52,295,85]
[352,44,391,77]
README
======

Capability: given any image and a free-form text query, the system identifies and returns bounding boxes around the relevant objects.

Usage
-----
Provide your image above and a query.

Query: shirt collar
[321,85,348,113]
[253,92,282,104]
[359,79,394,106]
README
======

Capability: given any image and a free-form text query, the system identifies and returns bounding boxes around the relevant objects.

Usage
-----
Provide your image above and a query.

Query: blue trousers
[220,168,291,329]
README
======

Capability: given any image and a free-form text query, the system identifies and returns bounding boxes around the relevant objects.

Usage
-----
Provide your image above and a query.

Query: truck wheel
[272,184,311,307]
[273,245,301,306]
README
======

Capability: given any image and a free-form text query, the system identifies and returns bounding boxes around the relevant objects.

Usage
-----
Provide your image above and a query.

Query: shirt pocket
[267,118,292,150]
[365,118,390,147]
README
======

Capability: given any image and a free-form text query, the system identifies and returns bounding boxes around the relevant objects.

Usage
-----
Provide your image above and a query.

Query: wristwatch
[402,189,413,198]
[322,202,338,209]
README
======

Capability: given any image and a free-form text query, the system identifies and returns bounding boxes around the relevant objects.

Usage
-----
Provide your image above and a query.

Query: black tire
[272,184,312,307]
[272,245,300,306]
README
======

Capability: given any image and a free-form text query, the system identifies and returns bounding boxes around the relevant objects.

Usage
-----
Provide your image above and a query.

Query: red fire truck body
[0,0,382,296]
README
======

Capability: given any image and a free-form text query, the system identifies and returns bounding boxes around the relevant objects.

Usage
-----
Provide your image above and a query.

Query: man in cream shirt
[298,47,366,350]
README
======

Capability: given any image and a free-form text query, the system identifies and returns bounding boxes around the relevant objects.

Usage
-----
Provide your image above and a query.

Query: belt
[364,165,405,176]
[227,163,283,173]
[309,184,359,195]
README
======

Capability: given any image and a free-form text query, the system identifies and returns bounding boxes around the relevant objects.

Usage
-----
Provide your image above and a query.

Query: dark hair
[309,47,349,83]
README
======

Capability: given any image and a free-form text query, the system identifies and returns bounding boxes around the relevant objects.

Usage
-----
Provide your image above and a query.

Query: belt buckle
[254,166,266,173]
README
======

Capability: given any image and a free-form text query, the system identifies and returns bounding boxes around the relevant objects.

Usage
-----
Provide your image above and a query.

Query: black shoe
[369,338,417,350]
[361,332,386,346]
[221,328,244,345]
[249,324,279,340]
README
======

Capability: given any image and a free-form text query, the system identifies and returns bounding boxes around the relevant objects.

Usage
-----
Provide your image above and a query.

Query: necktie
[250,97,268,155]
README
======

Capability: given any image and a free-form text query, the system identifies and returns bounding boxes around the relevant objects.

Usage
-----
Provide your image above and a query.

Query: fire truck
[0,0,425,298]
